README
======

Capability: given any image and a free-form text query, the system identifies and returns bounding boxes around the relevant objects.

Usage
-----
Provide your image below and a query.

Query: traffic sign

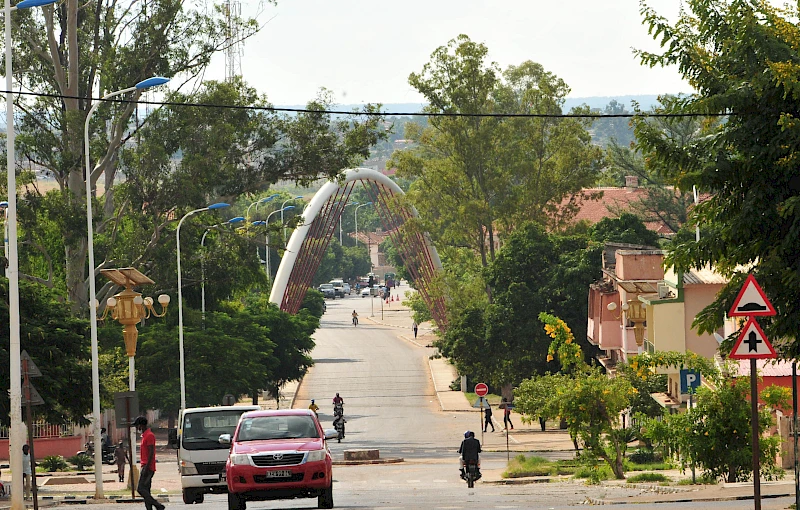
[729,317,777,359]
[474,383,488,397]
[472,398,491,409]
[680,369,701,394]
[729,274,776,317]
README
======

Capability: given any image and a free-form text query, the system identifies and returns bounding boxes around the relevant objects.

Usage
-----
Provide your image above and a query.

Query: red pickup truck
[222,409,336,509]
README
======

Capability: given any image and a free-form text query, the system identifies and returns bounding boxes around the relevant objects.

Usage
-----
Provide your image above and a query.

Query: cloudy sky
[202,0,691,106]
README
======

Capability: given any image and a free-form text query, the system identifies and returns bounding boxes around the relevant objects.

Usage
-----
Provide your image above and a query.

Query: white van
[168,405,258,504]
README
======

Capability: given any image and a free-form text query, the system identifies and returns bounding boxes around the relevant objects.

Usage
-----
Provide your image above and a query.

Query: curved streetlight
[354,202,373,247]
[280,196,304,241]
[83,75,169,499]
[340,202,358,244]
[245,193,280,221]
[264,206,294,286]
[201,216,245,322]
[5,0,61,506]
[177,202,230,410]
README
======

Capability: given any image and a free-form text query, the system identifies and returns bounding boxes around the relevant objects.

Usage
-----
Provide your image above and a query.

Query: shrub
[67,454,93,470]
[502,454,553,478]
[40,455,69,472]
[627,472,670,483]
[573,463,611,484]
[628,448,662,464]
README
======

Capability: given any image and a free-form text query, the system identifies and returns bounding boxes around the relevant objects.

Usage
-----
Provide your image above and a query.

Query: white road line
[406,479,421,483]
[432,479,448,483]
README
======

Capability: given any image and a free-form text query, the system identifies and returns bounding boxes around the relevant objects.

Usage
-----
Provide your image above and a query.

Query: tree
[514,314,635,479]
[590,100,635,148]
[391,35,603,274]
[0,279,91,425]
[636,354,785,482]
[635,0,800,352]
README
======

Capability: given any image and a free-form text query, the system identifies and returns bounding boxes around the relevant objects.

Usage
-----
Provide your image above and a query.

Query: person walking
[21,444,31,500]
[412,321,418,338]
[483,404,495,432]
[114,441,127,483]
[500,397,514,430]
[135,416,165,510]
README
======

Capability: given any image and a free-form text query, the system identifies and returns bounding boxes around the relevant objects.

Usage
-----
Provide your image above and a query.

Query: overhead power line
[2,89,726,119]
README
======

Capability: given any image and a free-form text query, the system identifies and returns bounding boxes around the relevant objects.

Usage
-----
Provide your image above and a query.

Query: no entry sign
[474,383,488,397]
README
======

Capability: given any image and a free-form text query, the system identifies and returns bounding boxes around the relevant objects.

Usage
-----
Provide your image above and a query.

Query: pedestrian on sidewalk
[483,404,495,432]
[412,321,418,338]
[499,397,514,430]
[21,444,31,500]
[135,416,165,510]
[114,441,127,482]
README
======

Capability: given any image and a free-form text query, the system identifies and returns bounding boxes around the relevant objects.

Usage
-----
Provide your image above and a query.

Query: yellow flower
[704,431,709,436]
[547,355,554,362]
[565,338,572,344]
[603,389,610,394]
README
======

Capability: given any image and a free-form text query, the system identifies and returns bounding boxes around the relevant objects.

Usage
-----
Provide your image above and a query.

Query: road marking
[432,479,448,483]
[407,479,421,483]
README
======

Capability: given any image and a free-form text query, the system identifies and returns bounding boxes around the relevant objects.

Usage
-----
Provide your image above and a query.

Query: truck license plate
[265,470,291,478]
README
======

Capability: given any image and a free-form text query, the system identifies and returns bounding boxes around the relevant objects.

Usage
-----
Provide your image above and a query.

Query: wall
[683,283,725,358]
[648,301,686,353]
[0,436,82,461]
[615,251,664,281]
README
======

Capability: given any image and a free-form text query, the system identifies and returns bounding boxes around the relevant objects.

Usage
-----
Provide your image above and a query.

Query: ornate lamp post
[99,268,169,488]
[608,300,647,354]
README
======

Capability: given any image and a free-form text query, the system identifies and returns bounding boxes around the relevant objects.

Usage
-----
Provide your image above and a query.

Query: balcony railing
[0,422,76,439]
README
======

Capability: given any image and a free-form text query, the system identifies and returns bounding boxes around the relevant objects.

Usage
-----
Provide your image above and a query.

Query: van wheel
[194,493,204,504]
[227,492,245,510]
[318,484,333,509]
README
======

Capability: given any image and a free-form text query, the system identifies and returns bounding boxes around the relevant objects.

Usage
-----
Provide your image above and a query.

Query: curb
[483,477,553,485]
[332,458,404,466]
[584,492,792,505]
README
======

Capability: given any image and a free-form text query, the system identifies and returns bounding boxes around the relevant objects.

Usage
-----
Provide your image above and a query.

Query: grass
[625,461,674,471]
[502,454,675,481]
[463,392,503,406]
[626,472,670,483]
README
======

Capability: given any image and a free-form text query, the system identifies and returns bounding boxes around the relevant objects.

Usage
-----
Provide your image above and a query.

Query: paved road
[297,288,478,462]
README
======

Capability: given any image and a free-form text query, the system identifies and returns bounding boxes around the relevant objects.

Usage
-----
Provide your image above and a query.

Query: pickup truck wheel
[182,489,196,504]
[317,484,333,509]
[194,493,204,504]
[227,492,245,510]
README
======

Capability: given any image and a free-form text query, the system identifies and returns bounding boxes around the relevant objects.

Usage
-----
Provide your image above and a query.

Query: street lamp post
[5,1,61,508]
[177,203,230,410]
[201,216,244,322]
[265,206,294,285]
[0,200,7,276]
[354,202,373,246]
[84,76,169,498]
[245,194,279,221]
[340,202,358,245]
[280,196,303,241]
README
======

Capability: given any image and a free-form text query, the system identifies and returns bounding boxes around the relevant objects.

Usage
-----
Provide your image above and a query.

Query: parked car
[360,287,370,298]
[318,283,336,299]
[329,279,345,298]
[222,409,337,509]
[342,283,351,295]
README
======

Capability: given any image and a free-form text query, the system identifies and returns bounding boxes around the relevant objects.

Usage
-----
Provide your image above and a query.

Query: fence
[0,422,76,439]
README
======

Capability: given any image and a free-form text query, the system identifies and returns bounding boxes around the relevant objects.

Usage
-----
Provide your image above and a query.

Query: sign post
[474,384,488,444]
[21,351,43,510]
[728,275,778,510]
[680,369,700,482]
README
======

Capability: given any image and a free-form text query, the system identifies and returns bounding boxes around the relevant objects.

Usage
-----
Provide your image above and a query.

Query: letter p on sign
[680,369,700,394]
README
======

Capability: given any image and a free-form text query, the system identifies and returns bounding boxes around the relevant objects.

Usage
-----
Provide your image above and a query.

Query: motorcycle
[464,460,480,488]
[332,402,345,442]
[78,441,117,465]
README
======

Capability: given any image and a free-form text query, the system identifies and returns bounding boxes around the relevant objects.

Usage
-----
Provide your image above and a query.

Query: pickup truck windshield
[182,410,248,450]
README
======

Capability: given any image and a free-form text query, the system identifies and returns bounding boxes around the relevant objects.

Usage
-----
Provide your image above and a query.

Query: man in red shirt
[134,416,165,510]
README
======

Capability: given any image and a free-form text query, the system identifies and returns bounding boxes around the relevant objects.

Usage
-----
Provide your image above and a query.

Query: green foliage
[40,456,69,473]
[626,472,670,483]
[67,454,94,471]
[393,34,603,279]
[640,368,783,483]
[313,243,371,286]
[635,0,800,351]
[572,461,612,484]
[403,291,432,324]
[761,384,791,410]
[0,280,91,426]
[514,315,636,479]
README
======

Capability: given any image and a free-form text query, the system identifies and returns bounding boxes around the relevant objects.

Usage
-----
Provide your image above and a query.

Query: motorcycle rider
[308,399,319,416]
[458,430,481,480]
[332,393,344,405]
[352,310,359,326]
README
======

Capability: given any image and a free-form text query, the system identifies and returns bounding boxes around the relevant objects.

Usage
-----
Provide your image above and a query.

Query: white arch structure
[269,168,446,325]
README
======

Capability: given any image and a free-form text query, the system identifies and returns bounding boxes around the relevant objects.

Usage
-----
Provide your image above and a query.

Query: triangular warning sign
[729,274,776,317]
[729,317,777,359]
[20,350,42,377]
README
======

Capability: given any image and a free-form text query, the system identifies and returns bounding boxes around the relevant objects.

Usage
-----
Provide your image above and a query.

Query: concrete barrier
[343,449,379,461]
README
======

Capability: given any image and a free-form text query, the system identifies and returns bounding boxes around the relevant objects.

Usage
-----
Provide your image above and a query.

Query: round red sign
[474,383,489,397]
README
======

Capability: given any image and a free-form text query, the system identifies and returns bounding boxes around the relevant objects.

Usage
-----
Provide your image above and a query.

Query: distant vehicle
[329,279,345,298]
[360,287,370,298]
[318,283,336,299]
[342,283,351,295]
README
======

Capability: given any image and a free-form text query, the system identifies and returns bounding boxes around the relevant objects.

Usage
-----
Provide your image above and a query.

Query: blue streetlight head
[208,202,230,210]
[294,195,304,199]
[227,216,245,224]
[15,0,58,9]
[135,77,170,89]
[283,205,295,211]
[366,202,373,205]
[252,220,266,226]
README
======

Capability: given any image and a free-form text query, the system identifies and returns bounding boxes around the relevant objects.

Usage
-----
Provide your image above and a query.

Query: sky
[201,0,692,107]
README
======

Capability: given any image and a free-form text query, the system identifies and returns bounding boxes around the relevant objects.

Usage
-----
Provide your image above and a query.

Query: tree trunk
[500,383,513,402]
[65,241,87,311]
